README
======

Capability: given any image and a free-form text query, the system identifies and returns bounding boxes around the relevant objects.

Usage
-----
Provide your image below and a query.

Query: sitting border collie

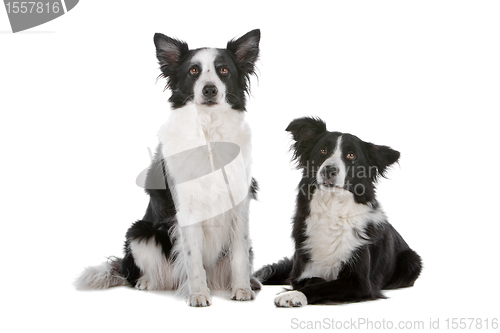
[76,30,261,307]
[254,117,422,307]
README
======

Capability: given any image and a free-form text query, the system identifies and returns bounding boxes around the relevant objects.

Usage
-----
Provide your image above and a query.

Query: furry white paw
[231,288,255,301]
[274,291,308,307]
[135,277,149,291]
[188,292,212,307]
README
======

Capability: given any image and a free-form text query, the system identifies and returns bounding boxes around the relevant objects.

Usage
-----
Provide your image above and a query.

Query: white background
[1,1,499,332]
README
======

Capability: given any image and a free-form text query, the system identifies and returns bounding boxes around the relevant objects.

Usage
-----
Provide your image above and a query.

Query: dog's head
[153,29,260,111]
[286,117,400,205]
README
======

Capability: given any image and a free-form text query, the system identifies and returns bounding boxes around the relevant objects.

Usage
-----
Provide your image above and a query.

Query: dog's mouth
[202,100,218,106]
[320,181,344,189]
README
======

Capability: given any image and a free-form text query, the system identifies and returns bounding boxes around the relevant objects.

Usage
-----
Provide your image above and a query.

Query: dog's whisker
[226,92,242,101]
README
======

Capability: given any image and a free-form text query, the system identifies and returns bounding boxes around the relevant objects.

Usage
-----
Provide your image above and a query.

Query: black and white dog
[254,117,422,307]
[76,30,261,307]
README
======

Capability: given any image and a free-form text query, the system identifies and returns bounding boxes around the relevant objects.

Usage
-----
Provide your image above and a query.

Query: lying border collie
[76,30,261,307]
[254,117,422,307]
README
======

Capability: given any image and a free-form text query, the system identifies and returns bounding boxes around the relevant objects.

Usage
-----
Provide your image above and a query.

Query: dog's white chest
[158,104,252,228]
[159,104,251,157]
[300,190,375,281]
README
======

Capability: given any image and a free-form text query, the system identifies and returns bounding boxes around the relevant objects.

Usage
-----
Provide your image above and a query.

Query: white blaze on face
[317,135,347,189]
[191,48,226,105]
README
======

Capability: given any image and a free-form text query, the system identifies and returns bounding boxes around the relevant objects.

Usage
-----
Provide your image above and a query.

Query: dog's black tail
[253,257,293,285]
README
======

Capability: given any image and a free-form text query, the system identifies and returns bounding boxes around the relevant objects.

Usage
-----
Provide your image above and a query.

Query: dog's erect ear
[365,143,400,179]
[227,29,260,71]
[286,117,327,166]
[154,33,189,70]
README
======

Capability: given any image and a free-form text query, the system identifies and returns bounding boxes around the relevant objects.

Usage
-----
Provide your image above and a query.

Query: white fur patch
[275,291,308,307]
[231,288,255,301]
[130,238,179,290]
[188,292,212,307]
[191,48,226,105]
[317,135,346,188]
[299,189,386,281]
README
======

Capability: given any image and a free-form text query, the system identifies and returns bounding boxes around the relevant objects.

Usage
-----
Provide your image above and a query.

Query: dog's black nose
[202,85,218,98]
[324,165,339,179]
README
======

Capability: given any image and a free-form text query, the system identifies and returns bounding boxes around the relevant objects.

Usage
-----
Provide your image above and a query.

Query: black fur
[254,117,422,305]
[253,257,292,285]
[250,177,259,200]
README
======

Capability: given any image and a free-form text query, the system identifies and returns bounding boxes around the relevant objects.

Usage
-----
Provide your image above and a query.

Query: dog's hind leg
[124,220,178,290]
[129,237,176,290]
[384,249,422,290]
[118,243,142,287]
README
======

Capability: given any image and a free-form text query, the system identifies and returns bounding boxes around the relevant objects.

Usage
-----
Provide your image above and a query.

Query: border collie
[254,117,422,307]
[76,29,261,307]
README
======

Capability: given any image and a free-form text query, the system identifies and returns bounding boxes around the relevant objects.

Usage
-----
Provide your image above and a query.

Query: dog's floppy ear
[286,117,327,143]
[365,142,400,179]
[286,117,327,166]
[154,33,189,83]
[227,29,260,72]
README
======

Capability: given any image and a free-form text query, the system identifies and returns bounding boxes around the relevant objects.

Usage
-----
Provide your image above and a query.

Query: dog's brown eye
[220,67,228,74]
[189,67,198,75]
[347,152,356,160]
[320,148,328,155]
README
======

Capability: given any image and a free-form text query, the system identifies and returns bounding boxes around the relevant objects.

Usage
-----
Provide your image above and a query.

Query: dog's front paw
[274,291,307,307]
[188,292,212,307]
[231,287,255,301]
[135,277,150,291]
